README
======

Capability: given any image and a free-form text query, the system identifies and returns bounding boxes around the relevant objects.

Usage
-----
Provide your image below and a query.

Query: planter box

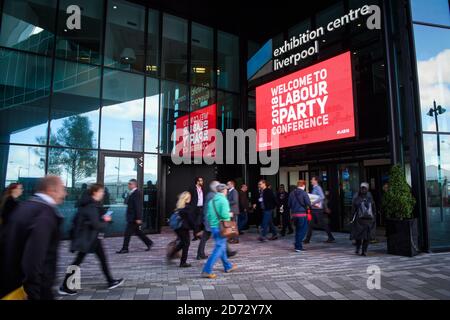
[386,218,419,257]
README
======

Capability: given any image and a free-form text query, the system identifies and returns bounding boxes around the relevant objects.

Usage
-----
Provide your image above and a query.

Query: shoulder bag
[212,200,238,239]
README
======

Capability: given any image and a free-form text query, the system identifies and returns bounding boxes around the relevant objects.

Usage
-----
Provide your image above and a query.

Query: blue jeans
[237,212,248,231]
[260,210,278,238]
[293,217,309,250]
[202,227,233,274]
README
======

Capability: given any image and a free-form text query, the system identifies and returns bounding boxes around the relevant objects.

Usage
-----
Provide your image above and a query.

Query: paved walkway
[56,228,450,300]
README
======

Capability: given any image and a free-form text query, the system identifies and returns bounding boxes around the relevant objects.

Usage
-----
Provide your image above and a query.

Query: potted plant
[381,165,419,257]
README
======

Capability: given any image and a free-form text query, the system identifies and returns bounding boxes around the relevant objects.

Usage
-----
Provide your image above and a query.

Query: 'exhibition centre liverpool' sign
[256,52,356,151]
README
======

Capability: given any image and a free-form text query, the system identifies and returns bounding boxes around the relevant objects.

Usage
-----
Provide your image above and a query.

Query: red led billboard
[256,51,355,151]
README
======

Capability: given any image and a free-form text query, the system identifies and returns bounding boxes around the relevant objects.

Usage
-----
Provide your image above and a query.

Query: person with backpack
[350,182,376,257]
[59,184,124,296]
[288,180,312,253]
[167,192,199,268]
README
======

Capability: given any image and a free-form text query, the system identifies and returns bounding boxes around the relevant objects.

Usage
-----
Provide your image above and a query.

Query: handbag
[212,200,238,239]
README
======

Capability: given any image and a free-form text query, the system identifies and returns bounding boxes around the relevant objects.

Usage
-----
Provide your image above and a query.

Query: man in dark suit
[188,177,205,241]
[227,180,240,244]
[117,179,153,254]
[0,176,67,300]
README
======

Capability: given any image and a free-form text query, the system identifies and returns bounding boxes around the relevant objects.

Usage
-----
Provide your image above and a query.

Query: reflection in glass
[411,0,450,26]
[162,14,188,82]
[145,77,160,153]
[104,0,146,72]
[0,144,46,198]
[217,31,239,92]
[146,9,160,76]
[218,91,240,131]
[0,49,51,145]
[144,154,158,231]
[48,147,97,237]
[56,0,104,65]
[160,81,188,153]
[414,25,450,132]
[50,60,100,148]
[0,0,56,55]
[191,86,215,112]
[101,69,144,152]
[191,23,214,87]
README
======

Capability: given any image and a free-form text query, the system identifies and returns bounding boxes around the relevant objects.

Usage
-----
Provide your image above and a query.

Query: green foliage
[381,165,416,220]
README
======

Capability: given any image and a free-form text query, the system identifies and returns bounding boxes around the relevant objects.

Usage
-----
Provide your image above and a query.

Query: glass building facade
[0,0,240,236]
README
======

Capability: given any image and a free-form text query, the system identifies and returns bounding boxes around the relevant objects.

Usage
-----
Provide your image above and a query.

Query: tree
[36,115,97,189]
[381,165,416,220]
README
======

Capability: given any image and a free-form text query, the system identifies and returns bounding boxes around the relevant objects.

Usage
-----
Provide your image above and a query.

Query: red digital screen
[256,51,355,151]
[175,104,217,158]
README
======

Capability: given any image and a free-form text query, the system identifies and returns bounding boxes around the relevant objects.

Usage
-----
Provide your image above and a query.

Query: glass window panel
[191,86,215,112]
[146,9,159,76]
[191,23,214,87]
[143,154,158,231]
[104,0,146,73]
[424,134,450,249]
[101,69,144,151]
[47,147,97,238]
[411,0,450,26]
[414,25,450,132]
[50,60,100,149]
[0,49,51,145]
[217,31,239,92]
[0,144,46,198]
[316,1,345,45]
[162,14,188,82]
[218,91,240,131]
[56,0,104,65]
[145,77,160,153]
[159,80,188,153]
[0,0,56,55]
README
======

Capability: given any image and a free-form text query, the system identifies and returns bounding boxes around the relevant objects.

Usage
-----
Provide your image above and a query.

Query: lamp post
[115,137,124,199]
[427,100,447,222]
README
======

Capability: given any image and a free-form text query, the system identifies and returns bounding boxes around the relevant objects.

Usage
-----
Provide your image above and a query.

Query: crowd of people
[0,175,377,300]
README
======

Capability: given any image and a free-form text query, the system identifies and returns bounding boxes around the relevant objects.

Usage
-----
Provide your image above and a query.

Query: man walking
[304,177,335,244]
[238,184,250,234]
[227,180,240,244]
[277,184,293,236]
[257,180,279,242]
[189,177,205,241]
[0,176,66,300]
[117,179,153,254]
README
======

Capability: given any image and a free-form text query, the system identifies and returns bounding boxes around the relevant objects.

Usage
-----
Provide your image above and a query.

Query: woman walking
[0,183,23,226]
[351,182,376,257]
[59,184,123,296]
[202,184,237,279]
[167,191,198,268]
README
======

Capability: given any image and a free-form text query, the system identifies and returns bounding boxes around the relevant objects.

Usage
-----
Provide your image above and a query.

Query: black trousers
[355,239,369,253]
[281,211,293,234]
[197,230,211,258]
[306,209,335,241]
[173,229,190,265]
[194,206,204,231]
[122,222,153,250]
[67,240,113,284]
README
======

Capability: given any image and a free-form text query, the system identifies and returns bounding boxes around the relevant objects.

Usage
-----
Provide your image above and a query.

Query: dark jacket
[125,189,143,223]
[0,196,19,226]
[189,185,205,208]
[178,204,196,230]
[260,188,278,211]
[239,190,250,213]
[288,188,312,214]
[70,195,107,254]
[0,196,62,300]
[277,191,289,211]
[350,192,376,241]
[227,188,240,216]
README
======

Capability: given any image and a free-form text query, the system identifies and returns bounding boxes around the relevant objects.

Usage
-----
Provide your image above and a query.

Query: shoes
[258,237,267,242]
[58,286,77,296]
[116,249,129,254]
[355,249,360,255]
[269,236,278,241]
[226,264,238,273]
[287,230,294,235]
[202,272,217,279]
[145,243,154,251]
[295,249,302,253]
[324,239,336,244]
[196,255,208,260]
[180,263,192,268]
[303,240,310,244]
[227,251,237,258]
[280,233,286,237]
[361,252,367,257]
[107,279,124,290]
[239,231,244,236]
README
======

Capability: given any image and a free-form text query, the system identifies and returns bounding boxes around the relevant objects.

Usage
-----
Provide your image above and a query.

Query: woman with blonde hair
[167,191,198,268]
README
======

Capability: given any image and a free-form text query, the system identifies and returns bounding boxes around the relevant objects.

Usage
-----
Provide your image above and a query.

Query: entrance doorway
[98,151,144,236]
